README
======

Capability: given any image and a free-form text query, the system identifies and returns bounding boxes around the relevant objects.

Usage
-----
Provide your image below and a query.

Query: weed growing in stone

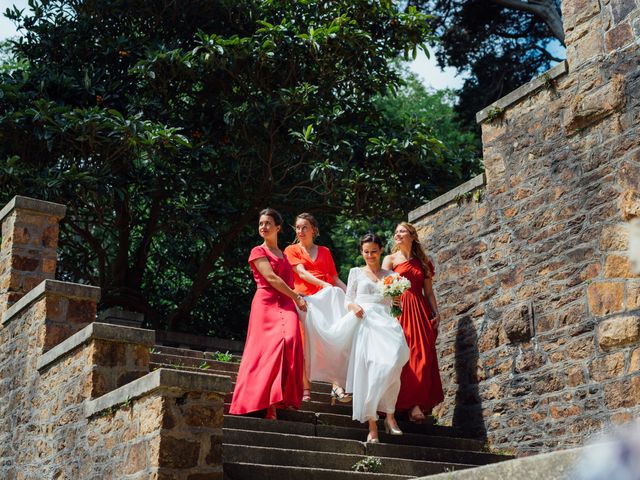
[351,456,382,472]
[208,351,235,362]
[198,361,211,370]
[485,106,504,123]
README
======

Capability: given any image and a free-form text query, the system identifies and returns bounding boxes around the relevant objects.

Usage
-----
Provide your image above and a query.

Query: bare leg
[367,419,379,443]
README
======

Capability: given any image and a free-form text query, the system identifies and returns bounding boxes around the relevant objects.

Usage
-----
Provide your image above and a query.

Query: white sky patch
[407,48,467,91]
[0,0,25,39]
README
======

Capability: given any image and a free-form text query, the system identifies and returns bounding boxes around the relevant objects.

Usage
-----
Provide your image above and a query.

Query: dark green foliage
[0,0,445,336]
[409,0,564,129]
[329,73,481,279]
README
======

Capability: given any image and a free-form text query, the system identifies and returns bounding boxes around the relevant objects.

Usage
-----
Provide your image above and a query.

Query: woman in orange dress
[284,213,348,403]
[382,221,443,422]
[229,208,307,419]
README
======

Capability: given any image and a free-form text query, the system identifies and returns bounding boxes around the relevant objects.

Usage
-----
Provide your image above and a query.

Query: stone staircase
[150,345,513,479]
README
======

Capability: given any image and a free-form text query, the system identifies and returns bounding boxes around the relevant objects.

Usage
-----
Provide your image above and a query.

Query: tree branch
[128,194,165,290]
[491,0,565,44]
[166,196,267,330]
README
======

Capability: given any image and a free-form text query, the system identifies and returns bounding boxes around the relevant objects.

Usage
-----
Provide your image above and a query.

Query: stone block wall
[0,195,231,479]
[411,0,640,455]
[85,371,226,479]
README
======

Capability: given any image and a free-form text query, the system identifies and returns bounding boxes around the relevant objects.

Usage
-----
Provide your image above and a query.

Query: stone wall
[411,0,640,455]
[0,196,231,479]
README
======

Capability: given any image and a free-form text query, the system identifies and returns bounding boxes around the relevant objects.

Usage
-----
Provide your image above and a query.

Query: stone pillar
[0,196,66,312]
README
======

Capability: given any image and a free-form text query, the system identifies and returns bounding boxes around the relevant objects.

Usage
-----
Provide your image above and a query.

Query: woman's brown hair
[392,222,433,278]
[294,212,320,240]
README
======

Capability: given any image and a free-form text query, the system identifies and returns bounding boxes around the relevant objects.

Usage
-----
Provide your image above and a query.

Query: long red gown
[229,246,304,415]
[394,258,444,411]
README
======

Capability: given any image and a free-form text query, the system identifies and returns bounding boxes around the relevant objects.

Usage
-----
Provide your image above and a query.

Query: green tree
[329,71,482,278]
[0,0,440,336]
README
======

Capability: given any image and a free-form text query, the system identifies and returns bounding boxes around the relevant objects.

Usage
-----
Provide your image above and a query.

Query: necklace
[362,266,384,282]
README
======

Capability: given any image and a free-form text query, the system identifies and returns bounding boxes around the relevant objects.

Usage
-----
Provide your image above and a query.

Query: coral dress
[229,246,304,415]
[394,258,444,411]
[284,244,338,296]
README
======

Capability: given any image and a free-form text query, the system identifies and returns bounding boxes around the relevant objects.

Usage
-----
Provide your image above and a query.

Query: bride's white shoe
[366,432,380,443]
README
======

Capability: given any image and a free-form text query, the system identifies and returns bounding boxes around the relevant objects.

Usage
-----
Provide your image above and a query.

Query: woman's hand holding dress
[348,303,365,319]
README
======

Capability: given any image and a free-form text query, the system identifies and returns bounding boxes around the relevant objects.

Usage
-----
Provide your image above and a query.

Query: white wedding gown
[304,267,410,422]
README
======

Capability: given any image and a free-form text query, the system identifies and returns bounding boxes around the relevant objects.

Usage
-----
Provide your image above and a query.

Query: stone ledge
[37,322,156,372]
[421,444,598,480]
[1,279,101,325]
[0,195,67,224]
[408,173,486,223]
[85,368,233,418]
[476,61,568,124]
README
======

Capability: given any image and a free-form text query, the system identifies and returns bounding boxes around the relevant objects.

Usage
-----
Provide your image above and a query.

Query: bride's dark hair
[359,232,384,251]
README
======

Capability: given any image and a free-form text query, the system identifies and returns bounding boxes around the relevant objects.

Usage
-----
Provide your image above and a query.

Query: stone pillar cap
[0,195,67,224]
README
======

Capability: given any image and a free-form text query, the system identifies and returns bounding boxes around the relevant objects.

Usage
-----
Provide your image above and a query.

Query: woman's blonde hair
[392,222,432,277]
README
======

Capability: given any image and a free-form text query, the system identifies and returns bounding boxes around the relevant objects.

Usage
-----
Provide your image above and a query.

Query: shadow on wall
[453,315,488,441]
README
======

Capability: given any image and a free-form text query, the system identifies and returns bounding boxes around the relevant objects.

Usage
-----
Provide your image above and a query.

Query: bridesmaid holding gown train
[383,222,444,422]
[229,208,307,419]
[283,213,350,404]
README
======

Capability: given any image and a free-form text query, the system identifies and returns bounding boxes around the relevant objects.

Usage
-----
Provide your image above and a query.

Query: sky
[0,0,465,91]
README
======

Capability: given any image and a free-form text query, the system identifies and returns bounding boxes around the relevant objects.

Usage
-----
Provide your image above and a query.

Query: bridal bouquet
[379,273,411,317]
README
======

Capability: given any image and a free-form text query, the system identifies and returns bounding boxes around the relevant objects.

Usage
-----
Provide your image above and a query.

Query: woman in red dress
[229,208,308,419]
[382,221,444,423]
[284,213,348,403]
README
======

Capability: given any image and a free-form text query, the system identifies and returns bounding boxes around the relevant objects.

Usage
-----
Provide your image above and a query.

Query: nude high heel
[366,432,379,443]
[384,419,403,435]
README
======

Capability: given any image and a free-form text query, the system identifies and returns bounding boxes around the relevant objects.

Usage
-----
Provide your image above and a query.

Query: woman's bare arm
[254,257,307,311]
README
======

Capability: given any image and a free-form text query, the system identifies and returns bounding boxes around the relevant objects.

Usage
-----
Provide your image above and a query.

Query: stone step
[149,359,336,393]
[224,428,510,466]
[223,462,412,480]
[150,353,241,373]
[223,416,485,452]
[151,343,243,361]
[223,405,463,439]
[223,400,354,416]
[313,424,485,452]
[223,444,473,477]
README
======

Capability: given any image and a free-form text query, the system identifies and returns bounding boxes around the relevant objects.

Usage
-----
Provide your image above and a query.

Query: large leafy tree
[329,71,482,279]
[409,0,564,128]
[0,0,443,336]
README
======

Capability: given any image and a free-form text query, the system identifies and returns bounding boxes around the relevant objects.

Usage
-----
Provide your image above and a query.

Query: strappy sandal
[302,389,312,402]
[409,406,426,423]
[330,385,352,406]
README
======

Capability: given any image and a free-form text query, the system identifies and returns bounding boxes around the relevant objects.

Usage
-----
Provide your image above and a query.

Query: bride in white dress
[304,232,410,442]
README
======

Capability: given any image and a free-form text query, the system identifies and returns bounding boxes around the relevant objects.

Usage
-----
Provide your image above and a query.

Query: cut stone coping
[0,195,67,223]
[420,443,600,480]
[85,368,233,418]
[1,279,101,325]
[476,61,568,124]
[408,173,486,223]
[37,322,156,372]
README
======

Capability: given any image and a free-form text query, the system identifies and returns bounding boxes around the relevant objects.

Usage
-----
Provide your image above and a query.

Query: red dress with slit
[394,258,444,411]
[229,246,303,415]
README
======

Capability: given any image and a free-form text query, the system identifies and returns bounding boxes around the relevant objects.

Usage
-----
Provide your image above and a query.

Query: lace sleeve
[345,267,358,305]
